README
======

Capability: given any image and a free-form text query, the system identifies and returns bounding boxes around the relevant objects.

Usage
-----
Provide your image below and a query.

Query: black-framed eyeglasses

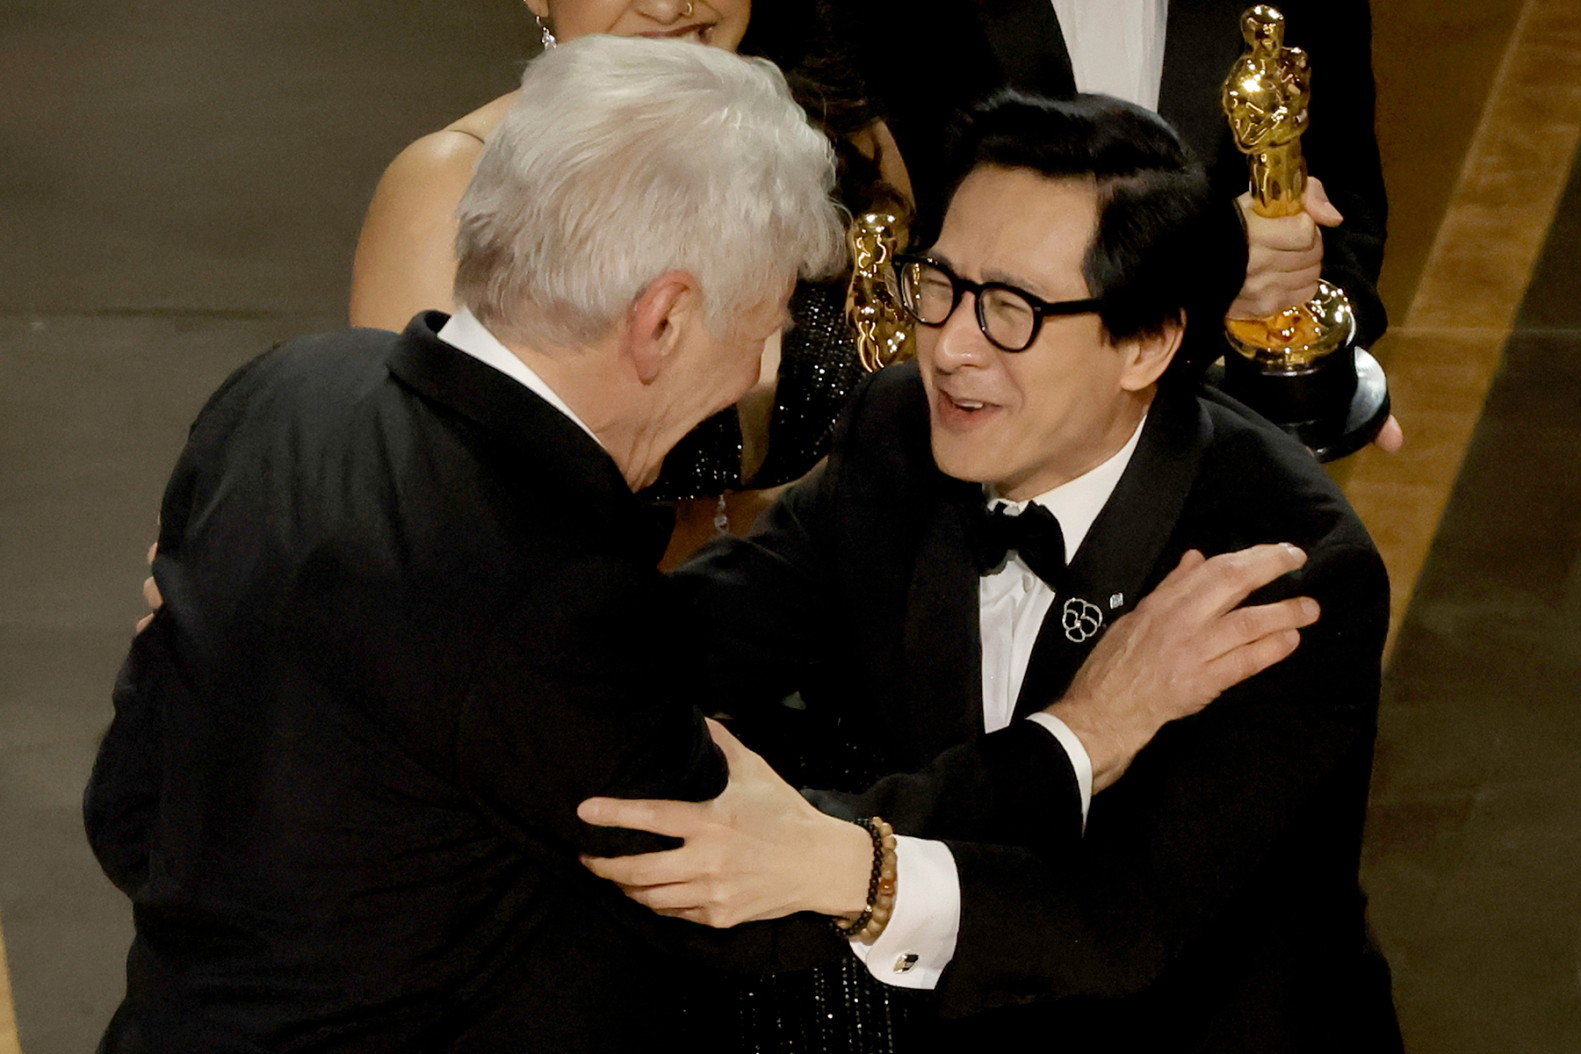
[892,254,1103,353]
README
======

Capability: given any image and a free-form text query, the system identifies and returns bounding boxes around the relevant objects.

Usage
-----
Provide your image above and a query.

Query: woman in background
[351,1,912,561]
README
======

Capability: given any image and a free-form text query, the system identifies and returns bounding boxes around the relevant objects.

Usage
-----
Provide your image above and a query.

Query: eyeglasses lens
[899,261,1036,351]
[900,263,954,324]
[980,288,1035,350]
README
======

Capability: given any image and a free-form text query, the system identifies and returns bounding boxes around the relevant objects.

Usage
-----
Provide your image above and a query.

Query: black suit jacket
[677,362,1400,1050]
[849,0,1388,345]
[85,314,833,1053]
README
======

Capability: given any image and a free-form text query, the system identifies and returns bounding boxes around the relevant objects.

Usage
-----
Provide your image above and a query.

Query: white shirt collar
[987,413,1147,559]
[436,308,603,448]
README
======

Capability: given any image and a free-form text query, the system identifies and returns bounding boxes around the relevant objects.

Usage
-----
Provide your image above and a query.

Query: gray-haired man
[86,36,847,1053]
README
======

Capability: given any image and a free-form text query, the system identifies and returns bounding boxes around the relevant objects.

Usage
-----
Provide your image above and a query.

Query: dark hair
[739,0,908,218]
[938,92,1246,383]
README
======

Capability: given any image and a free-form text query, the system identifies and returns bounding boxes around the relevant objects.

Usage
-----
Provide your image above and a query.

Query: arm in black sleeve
[805,723,1085,852]
[82,367,243,898]
[85,636,166,896]
[453,558,727,860]
[1293,0,1389,344]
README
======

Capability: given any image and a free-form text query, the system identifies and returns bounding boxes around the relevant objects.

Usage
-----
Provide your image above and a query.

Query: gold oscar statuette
[1219,4,1389,459]
[846,211,915,372]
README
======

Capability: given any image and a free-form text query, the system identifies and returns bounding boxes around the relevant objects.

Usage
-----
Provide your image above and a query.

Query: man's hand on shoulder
[1047,544,1319,792]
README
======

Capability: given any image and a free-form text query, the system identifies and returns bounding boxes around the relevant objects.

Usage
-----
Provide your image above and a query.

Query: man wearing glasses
[585,92,1400,1049]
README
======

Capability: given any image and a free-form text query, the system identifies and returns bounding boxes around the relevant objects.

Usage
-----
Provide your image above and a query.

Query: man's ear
[624,272,697,384]
[1118,315,1185,392]
[524,0,550,19]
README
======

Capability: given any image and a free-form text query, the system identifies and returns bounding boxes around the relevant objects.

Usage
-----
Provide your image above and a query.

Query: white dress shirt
[1051,0,1170,111]
[852,417,1147,988]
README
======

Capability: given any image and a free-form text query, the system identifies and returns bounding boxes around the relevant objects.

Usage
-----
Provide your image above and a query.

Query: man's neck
[439,309,657,489]
[510,342,666,491]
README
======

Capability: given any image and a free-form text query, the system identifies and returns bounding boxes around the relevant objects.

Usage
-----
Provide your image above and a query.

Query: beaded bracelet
[832,816,897,943]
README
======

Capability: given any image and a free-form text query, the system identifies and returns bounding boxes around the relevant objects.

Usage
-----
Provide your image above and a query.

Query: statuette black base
[1218,345,1391,462]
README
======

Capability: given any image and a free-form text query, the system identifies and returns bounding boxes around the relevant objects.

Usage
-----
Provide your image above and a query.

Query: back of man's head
[940,92,1246,384]
[455,35,846,349]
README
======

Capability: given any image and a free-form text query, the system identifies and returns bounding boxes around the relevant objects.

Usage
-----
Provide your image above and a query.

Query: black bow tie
[968,501,1067,584]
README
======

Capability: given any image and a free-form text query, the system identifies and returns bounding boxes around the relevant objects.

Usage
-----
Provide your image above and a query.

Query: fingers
[579,855,751,929]
[1304,176,1344,227]
[142,575,162,610]
[1202,626,1304,697]
[1232,248,1322,317]
[1232,190,1328,317]
[625,884,714,914]
[145,542,158,568]
[1203,596,1319,664]
[1147,543,1305,619]
[1195,544,1307,615]
[1152,548,1205,593]
[577,796,703,838]
[1249,215,1321,255]
[1373,415,1404,454]
[581,869,729,926]
[135,613,154,634]
[581,847,691,887]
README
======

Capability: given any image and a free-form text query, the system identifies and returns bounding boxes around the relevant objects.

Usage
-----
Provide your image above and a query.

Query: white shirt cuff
[847,836,958,989]
[1026,711,1093,827]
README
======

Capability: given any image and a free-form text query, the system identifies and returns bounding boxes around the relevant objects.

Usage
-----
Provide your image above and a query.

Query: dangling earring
[526,3,557,49]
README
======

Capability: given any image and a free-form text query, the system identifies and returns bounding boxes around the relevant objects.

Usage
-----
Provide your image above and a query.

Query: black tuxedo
[677,363,1401,1050]
[848,0,1388,344]
[85,314,832,1053]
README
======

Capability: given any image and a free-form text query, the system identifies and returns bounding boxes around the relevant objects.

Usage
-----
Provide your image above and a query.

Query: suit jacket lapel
[976,0,1077,98]
[1158,0,1245,168]
[1013,390,1210,717]
[899,475,989,761]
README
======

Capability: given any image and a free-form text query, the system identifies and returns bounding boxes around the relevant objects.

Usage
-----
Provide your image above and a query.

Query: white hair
[454,35,846,348]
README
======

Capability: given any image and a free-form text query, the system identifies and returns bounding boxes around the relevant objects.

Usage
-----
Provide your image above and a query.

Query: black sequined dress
[643,280,866,502]
[682,724,931,1054]
[651,280,922,1050]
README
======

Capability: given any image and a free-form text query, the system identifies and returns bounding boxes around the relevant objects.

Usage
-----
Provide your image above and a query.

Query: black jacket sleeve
[1292,0,1389,345]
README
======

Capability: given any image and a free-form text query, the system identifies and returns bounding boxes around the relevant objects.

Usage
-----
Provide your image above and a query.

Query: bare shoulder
[448,90,520,142]
[350,91,519,330]
[383,90,519,187]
